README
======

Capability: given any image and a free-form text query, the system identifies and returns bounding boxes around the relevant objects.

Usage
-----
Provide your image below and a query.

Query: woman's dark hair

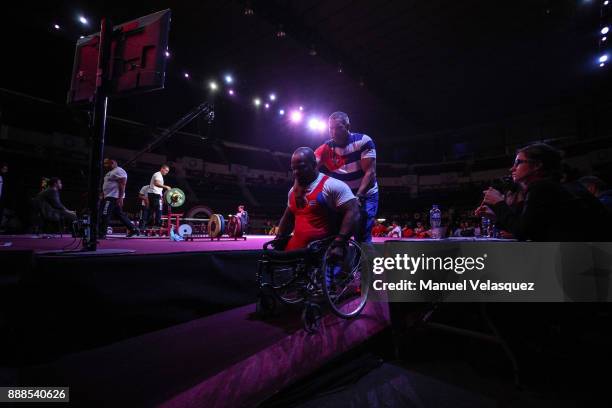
[48,177,61,187]
[517,143,563,181]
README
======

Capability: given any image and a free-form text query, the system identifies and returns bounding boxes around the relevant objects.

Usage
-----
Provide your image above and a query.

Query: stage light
[264,103,270,109]
[79,35,85,39]
[290,111,303,122]
[78,16,88,25]
[601,62,606,67]
[602,26,610,35]
[165,50,171,58]
[279,109,285,115]
[254,98,261,106]
[603,36,608,42]
[308,117,326,132]
[228,89,235,96]
[276,24,286,38]
[184,73,190,79]
[224,75,233,84]
[299,106,304,111]
[209,81,218,91]
[269,93,276,101]
[605,1,610,5]
[599,54,609,63]
[53,24,60,30]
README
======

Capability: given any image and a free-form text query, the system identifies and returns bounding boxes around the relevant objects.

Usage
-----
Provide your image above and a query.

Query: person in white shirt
[138,185,149,228]
[388,221,402,238]
[145,164,171,229]
[99,158,139,238]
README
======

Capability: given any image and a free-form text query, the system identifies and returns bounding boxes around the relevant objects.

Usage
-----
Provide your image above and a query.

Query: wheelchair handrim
[322,239,369,319]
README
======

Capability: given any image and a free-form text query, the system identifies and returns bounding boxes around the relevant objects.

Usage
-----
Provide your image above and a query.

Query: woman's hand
[482,187,504,206]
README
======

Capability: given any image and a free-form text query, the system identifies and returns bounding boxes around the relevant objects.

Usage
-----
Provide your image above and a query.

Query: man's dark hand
[328,239,347,263]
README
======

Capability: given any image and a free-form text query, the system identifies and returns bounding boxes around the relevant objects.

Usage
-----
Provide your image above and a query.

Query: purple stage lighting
[224,75,233,84]
[184,73,190,78]
[53,24,60,30]
[602,26,610,35]
[264,103,270,109]
[308,118,326,132]
[228,89,235,95]
[290,111,303,122]
[78,16,88,25]
[269,93,276,101]
[279,109,285,115]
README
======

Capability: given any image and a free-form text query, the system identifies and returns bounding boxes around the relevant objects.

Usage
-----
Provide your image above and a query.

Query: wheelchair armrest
[263,236,291,251]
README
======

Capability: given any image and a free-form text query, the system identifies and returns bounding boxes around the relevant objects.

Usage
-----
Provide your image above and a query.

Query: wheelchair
[256,235,370,333]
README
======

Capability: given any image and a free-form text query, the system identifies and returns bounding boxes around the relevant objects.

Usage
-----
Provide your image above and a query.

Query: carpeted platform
[19,301,390,407]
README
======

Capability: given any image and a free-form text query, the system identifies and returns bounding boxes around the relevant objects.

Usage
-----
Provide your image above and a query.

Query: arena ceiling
[1,0,609,154]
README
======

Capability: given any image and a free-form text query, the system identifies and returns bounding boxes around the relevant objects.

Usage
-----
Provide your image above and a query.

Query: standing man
[314,112,378,243]
[137,184,150,228]
[236,204,249,234]
[99,158,139,238]
[146,164,171,229]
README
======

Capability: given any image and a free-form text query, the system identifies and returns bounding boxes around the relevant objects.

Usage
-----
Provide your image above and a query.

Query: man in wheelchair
[257,148,368,330]
[275,147,359,256]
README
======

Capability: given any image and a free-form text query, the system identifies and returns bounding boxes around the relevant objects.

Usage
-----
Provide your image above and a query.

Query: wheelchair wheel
[322,239,370,319]
[302,303,322,333]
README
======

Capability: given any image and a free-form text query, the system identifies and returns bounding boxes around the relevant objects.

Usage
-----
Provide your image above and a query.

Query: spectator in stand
[453,221,468,237]
[414,221,429,239]
[265,220,274,235]
[402,223,414,238]
[388,221,401,238]
[579,176,612,211]
[371,220,388,237]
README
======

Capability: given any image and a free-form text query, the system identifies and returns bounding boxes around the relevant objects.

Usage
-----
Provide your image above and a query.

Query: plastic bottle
[429,205,442,239]
[481,217,491,238]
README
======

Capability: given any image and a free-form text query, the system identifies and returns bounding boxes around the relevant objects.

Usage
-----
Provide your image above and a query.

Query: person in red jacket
[276,147,359,258]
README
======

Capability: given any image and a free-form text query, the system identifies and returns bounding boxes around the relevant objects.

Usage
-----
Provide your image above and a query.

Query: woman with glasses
[476,143,609,241]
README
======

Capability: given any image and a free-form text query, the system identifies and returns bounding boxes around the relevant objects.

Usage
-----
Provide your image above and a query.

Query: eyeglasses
[512,159,535,167]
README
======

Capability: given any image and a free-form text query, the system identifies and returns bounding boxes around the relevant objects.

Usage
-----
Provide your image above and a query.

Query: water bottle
[429,205,442,239]
[481,217,491,238]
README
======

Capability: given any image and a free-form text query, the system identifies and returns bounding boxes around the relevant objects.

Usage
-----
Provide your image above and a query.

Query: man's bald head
[292,147,316,164]
[103,158,117,171]
[291,147,318,186]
